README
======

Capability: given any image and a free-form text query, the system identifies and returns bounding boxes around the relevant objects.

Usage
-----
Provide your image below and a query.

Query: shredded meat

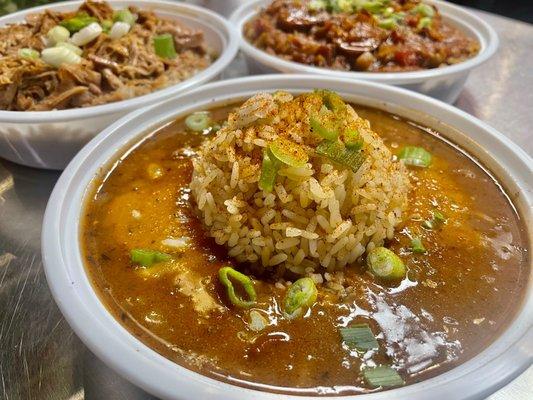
[0,1,214,111]
[244,0,480,72]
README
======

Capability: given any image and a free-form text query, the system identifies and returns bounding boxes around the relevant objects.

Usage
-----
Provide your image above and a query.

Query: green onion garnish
[315,89,347,114]
[343,129,363,150]
[410,237,426,253]
[113,9,136,26]
[131,248,171,267]
[269,137,309,167]
[18,48,40,60]
[283,277,317,318]
[316,140,365,172]
[413,3,435,18]
[153,33,177,59]
[363,365,405,388]
[101,19,113,33]
[398,146,432,168]
[185,111,212,132]
[60,12,97,33]
[422,210,446,230]
[340,323,379,351]
[378,17,397,29]
[218,266,257,308]
[362,1,386,14]
[366,247,406,281]
[417,16,432,29]
[310,114,339,140]
[258,149,280,192]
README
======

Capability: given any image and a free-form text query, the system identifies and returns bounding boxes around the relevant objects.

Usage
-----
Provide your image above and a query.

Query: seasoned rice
[190,91,410,277]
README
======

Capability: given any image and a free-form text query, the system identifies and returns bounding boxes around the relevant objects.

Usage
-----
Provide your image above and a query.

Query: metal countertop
[0,5,531,400]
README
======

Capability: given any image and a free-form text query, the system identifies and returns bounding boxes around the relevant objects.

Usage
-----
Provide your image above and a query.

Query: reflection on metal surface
[0,7,531,400]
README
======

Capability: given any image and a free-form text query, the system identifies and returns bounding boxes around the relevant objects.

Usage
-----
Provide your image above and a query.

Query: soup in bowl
[42,75,532,400]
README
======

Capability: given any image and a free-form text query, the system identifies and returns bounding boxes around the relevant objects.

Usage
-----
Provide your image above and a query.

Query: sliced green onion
[113,9,137,26]
[410,237,426,253]
[258,149,279,192]
[101,19,113,33]
[153,33,177,59]
[47,25,70,45]
[41,47,81,68]
[340,323,378,350]
[363,365,405,388]
[433,210,446,223]
[55,42,83,56]
[315,89,347,114]
[309,0,328,11]
[18,48,39,60]
[413,3,435,18]
[70,22,102,46]
[378,17,396,29]
[422,210,446,230]
[383,6,394,17]
[343,130,363,150]
[131,248,171,267]
[417,16,432,30]
[269,137,308,167]
[310,114,339,140]
[60,12,97,33]
[218,266,257,308]
[361,0,386,14]
[283,277,317,318]
[185,111,212,132]
[367,247,406,281]
[398,146,432,168]
[316,140,365,172]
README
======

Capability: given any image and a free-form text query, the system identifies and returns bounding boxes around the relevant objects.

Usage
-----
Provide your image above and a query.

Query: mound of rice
[190,91,410,277]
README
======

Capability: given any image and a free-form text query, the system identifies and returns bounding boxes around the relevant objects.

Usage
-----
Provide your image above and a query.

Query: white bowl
[42,75,532,400]
[0,0,238,170]
[230,0,498,104]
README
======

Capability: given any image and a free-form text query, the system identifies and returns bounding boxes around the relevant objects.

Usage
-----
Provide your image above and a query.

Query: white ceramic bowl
[0,0,238,170]
[230,0,498,104]
[42,75,532,400]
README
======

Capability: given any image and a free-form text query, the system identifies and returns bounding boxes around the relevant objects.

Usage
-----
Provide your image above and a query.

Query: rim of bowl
[230,0,499,85]
[0,0,239,123]
[42,75,532,400]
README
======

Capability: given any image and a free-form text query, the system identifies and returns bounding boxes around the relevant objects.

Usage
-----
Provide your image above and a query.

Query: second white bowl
[0,0,239,170]
[230,0,498,104]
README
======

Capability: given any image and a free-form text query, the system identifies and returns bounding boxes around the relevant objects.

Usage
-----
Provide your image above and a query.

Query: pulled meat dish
[244,0,480,72]
[0,1,213,111]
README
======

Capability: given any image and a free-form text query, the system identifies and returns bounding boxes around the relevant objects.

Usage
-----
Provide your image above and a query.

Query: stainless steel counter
[0,6,531,400]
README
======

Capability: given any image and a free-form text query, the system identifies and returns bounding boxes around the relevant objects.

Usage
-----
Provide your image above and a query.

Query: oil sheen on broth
[82,104,529,395]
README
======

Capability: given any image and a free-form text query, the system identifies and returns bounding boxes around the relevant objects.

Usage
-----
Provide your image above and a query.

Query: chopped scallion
[315,89,347,114]
[343,129,363,150]
[153,33,177,59]
[101,19,113,33]
[367,247,406,281]
[18,48,39,60]
[316,140,365,172]
[310,114,339,140]
[413,3,435,18]
[60,12,97,33]
[258,149,279,192]
[417,16,432,29]
[422,210,446,230]
[283,277,317,318]
[398,146,432,168]
[131,248,171,267]
[113,9,136,26]
[185,111,212,132]
[218,266,256,308]
[410,237,426,253]
[378,17,396,29]
[269,137,309,167]
[363,365,405,388]
[340,323,378,350]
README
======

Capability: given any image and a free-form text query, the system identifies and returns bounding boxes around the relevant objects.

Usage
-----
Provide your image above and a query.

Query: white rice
[190,91,410,277]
